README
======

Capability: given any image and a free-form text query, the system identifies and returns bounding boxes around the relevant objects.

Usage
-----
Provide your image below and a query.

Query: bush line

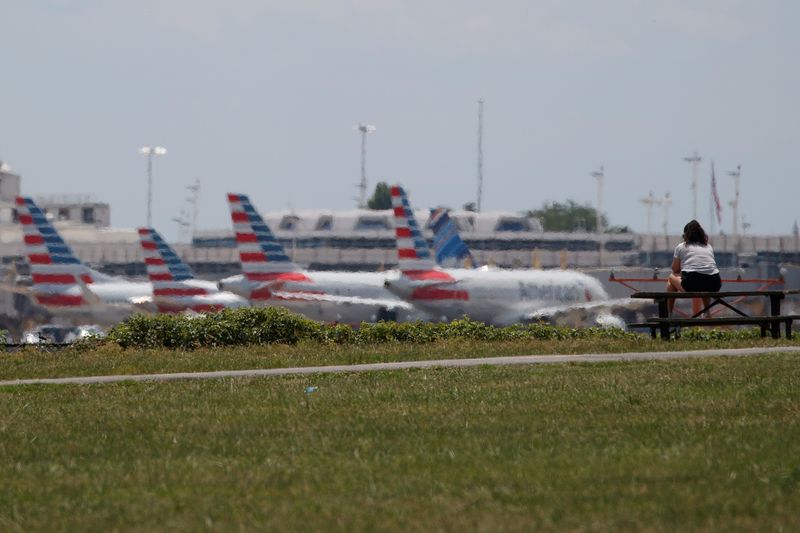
[104,307,764,350]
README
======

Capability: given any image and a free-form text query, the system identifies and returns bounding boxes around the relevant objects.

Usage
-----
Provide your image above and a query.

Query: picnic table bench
[629,290,800,340]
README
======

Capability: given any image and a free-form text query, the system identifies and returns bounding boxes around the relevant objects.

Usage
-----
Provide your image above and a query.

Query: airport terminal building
[0,162,798,281]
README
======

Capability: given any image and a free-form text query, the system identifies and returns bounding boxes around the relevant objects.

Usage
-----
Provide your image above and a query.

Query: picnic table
[629,289,800,340]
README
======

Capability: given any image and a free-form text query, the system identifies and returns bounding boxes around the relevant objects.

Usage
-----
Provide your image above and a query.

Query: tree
[462,201,477,212]
[367,182,392,210]
[527,200,610,233]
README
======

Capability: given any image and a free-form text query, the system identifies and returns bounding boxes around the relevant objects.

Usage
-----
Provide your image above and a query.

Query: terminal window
[315,215,333,231]
[354,216,390,231]
[279,215,301,230]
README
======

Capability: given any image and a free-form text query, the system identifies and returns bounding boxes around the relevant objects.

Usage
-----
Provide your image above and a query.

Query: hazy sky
[2,1,798,239]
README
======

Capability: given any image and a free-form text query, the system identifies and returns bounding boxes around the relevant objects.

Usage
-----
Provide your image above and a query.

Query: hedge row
[106,307,637,350]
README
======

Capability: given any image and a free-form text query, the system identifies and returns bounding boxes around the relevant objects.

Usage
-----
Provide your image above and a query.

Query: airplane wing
[517,298,654,328]
[269,289,415,310]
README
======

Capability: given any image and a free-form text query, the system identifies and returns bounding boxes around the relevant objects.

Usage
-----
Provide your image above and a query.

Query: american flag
[711,162,722,224]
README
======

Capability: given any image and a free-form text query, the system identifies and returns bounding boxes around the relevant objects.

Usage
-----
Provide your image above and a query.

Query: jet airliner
[219,193,423,324]
[384,185,609,326]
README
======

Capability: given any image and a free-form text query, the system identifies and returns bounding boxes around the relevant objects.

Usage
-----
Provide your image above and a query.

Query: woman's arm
[671,257,681,274]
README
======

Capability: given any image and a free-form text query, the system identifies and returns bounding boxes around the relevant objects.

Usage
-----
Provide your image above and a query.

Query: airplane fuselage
[385,269,608,326]
[219,271,428,324]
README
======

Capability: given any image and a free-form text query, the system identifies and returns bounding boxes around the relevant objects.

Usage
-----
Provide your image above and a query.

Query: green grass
[1,335,799,381]
[1,353,800,530]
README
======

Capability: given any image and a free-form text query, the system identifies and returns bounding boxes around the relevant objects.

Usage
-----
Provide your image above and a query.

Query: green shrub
[107,307,324,350]
[107,308,643,350]
[679,327,762,341]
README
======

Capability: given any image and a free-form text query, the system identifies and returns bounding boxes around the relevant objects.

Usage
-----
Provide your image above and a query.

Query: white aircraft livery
[383,185,609,326]
[221,193,423,324]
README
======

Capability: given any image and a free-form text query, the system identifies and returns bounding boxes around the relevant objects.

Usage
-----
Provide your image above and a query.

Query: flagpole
[710,161,722,237]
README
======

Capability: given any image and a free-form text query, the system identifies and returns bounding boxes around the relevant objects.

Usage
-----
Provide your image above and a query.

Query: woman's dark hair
[683,220,708,245]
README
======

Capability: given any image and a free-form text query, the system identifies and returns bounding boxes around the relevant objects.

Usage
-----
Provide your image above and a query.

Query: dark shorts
[681,271,721,292]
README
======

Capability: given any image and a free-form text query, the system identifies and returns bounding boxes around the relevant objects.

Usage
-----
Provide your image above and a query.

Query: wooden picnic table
[629,289,800,340]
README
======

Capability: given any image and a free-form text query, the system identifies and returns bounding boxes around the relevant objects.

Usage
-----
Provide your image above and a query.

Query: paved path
[1,346,799,387]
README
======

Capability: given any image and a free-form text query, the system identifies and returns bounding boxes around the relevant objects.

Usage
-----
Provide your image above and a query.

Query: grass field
[1,335,799,381]
[1,352,800,530]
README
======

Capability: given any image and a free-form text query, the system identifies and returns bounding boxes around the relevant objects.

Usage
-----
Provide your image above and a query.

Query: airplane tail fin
[226,193,307,283]
[15,196,93,308]
[137,227,208,294]
[428,207,475,268]
[390,185,453,282]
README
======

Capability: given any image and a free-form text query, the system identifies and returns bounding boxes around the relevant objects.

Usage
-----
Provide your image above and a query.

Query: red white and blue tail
[138,227,231,312]
[139,227,249,313]
[226,193,308,283]
[138,227,204,294]
[390,185,452,281]
[16,196,92,308]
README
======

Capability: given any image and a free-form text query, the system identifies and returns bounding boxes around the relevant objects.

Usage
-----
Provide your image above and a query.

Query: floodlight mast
[728,165,741,238]
[661,191,673,237]
[139,146,168,227]
[476,98,484,212]
[354,123,376,208]
[640,191,661,234]
[683,151,702,220]
[590,166,604,266]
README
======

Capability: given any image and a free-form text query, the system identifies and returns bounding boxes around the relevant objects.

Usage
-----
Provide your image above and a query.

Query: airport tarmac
[2,346,799,387]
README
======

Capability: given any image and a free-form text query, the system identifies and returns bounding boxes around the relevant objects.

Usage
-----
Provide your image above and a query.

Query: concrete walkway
[1,346,799,387]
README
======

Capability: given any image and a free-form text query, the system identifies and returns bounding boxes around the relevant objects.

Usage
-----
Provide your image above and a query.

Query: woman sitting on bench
[667,220,722,316]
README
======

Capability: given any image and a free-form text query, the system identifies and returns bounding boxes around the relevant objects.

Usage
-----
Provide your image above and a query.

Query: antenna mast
[187,179,200,238]
[476,98,484,212]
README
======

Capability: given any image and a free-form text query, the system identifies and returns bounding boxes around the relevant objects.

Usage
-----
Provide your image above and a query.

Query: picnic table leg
[770,295,782,338]
[770,295,781,317]
[657,299,670,340]
[786,319,793,340]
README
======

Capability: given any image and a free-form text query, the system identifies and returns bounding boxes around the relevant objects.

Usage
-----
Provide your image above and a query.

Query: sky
[1,1,799,240]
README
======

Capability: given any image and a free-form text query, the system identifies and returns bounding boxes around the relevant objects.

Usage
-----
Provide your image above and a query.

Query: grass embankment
[1,354,799,530]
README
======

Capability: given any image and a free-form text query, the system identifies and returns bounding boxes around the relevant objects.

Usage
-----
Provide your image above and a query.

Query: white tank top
[673,242,719,275]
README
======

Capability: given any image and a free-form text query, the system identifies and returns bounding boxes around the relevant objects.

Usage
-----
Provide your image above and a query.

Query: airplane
[137,227,249,312]
[15,196,153,325]
[383,185,610,326]
[219,193,424,324]
[427,207,476,268]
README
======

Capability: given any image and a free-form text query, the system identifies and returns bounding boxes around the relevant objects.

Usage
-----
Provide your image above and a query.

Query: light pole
[661,191,672,237]
[139,146,167,227]
[683,151,702,220]
[727,164,741,238]
[476,98,484,212]
[353,123,375,208]
[640,191,660,234]
[590,166,604,266]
